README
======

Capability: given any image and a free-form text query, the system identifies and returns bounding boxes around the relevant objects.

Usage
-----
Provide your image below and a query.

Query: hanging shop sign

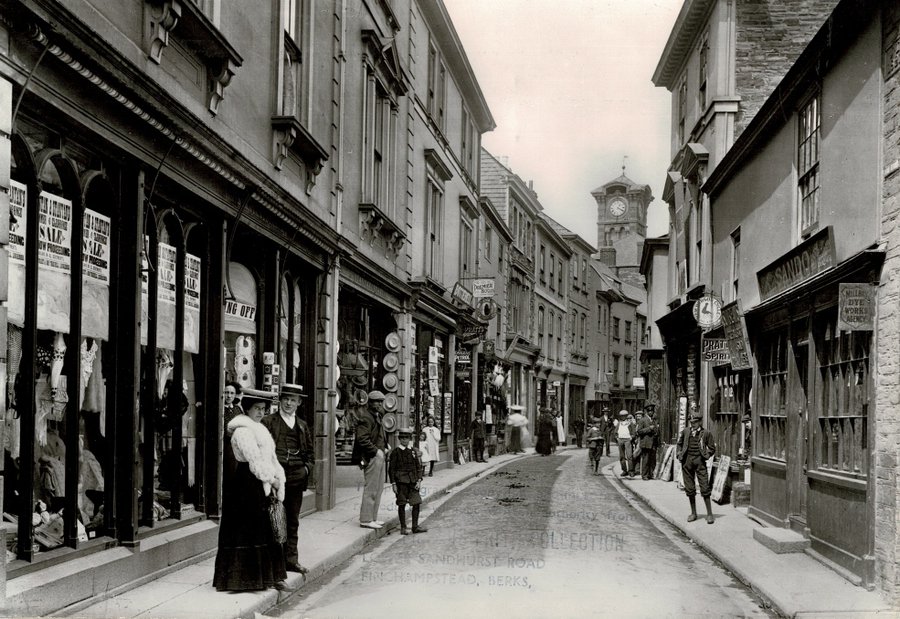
[455,349,471,365]
[451,282,474,307]
[693,294,722,330]
[459,322,487,344]
[483,339,496,358]
[720,301,752,370]
[442,392,453,434]
[472,278,495,298]
[838,283,876,331]
[701,337,730,365]
[757,226,835,301]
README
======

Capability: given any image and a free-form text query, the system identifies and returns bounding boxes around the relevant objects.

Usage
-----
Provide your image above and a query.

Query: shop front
[335,282,406,465]
[657,300,702,444]
[745,249,882,586]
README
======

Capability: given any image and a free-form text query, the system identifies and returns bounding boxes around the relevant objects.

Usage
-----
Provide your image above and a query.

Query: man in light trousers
[352,390,390,529]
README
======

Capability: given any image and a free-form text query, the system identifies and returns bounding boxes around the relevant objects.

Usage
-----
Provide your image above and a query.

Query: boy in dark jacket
[388,427,428,535]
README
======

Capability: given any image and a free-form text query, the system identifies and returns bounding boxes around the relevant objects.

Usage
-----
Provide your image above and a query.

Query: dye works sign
[838,283,876,331]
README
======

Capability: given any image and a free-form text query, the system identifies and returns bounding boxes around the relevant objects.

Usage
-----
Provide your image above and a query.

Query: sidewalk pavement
[60,449,537,619]
[606,461,895,619]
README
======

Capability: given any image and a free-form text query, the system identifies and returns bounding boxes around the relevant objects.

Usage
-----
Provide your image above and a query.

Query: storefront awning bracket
[224,185,256,301]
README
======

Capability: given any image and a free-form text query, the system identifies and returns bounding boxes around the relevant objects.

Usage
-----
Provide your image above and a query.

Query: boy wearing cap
[388,427,428,535]
[262,383,315,572]
[613,410,635,477]
[676,410,717,524]
[352,390,390,529]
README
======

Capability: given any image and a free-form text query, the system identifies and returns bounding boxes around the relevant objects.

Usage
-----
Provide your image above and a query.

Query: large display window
[5,123,115,561]
[138,206,206,523]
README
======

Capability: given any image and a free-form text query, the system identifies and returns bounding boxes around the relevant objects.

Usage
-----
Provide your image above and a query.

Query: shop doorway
[788,315,810,528]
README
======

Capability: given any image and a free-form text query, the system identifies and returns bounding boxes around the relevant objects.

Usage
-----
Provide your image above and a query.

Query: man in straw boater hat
[388,427,428,535]
[352,390,390,529]
[676,409,718,524]
[262,383,315,573]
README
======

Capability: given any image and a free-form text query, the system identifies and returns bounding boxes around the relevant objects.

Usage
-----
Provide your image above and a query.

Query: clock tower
[591,169,653,286]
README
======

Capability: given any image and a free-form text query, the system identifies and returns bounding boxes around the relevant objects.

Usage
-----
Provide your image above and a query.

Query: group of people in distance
[214,382,314,593]
[535,407,567,456]
[583,402,718,524]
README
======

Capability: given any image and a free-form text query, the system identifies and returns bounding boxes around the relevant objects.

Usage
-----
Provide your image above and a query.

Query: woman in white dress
[423,416,441,476]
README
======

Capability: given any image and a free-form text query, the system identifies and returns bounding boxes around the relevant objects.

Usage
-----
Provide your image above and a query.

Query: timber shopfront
[745,243,883,587]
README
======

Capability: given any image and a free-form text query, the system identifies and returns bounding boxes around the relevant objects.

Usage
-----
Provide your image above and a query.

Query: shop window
[756,328,788,461]
[336,294,395,464]
[224,261,258,388]
[6,139,116,558]
[798,93,821,238]
[711,367,750,460]
[279,275,304,386]
[814,311,868,478]
[139,211,205,523]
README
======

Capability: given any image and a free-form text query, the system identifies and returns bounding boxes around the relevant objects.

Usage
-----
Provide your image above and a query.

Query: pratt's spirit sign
[757,227,835,301]
[838,283,876,331]
[701,337,730,365]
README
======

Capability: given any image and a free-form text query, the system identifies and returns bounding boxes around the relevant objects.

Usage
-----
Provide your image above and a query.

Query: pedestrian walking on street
[213,389,287,592]
[352,390,390,529]
[470,412,487,462]
[506,405,527,453]
[573,415,585,448]
[535,408,555,456]
[639,404,660,479]
[614,410,635,477]
[585,418,604,475]
[555,410,566,448]
[600,408,613,456]
[423,416,441,476]
[677,410,718,524]
[389,427,428,535]
[262,383,315,573]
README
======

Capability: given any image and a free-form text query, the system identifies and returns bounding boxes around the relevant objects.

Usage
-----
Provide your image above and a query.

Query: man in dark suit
[636,404,660,480]
[676,410,717,524]
[352,390,389,529]
[262,383,315,573]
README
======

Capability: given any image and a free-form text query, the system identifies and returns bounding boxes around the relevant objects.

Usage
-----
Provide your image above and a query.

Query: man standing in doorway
[352,390,390,529]
[262,383,315,573]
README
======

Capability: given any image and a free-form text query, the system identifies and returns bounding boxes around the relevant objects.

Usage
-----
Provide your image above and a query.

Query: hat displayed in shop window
[382,393,398,412]
[382,412,398,432]
[280,383,308,398]
[382,352,399,372]
[382,373,399,392]
[384,332,401,353]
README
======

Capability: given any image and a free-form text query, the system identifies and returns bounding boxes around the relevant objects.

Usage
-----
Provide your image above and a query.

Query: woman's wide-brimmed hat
[241,388,277,408]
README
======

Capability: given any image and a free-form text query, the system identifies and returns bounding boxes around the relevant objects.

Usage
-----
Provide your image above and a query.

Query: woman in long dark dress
[213,388,287,592]
[506,406,527,454]
[535,408,555,456]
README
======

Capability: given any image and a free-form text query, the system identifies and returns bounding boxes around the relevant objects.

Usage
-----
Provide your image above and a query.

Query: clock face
[693,294,723,329]
[609,198,627,217]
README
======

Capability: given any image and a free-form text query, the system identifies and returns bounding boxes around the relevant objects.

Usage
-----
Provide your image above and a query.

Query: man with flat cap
[352,390,390,529]
[636,403,660,480]
[262,383,315,572]
[676,408,717,524]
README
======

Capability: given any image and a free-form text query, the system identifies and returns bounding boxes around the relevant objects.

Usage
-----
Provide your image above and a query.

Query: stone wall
[878,3,900,607]
[734,0,840,137]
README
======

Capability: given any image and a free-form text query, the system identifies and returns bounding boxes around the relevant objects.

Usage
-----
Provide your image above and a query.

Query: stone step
[753,526,811,554]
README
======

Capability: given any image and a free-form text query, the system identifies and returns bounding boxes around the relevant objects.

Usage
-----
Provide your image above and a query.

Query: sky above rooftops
[445,0,682,245]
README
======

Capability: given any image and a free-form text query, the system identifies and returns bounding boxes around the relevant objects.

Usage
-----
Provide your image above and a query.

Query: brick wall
[878,3,900,607]
[734,0,840,137]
